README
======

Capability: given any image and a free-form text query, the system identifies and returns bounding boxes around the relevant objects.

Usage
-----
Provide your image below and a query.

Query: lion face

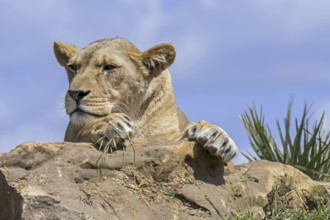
[54,38,176,127]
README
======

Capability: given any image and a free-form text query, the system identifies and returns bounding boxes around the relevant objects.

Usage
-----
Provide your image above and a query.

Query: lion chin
[69,109,101,127]
[54,37,238,162]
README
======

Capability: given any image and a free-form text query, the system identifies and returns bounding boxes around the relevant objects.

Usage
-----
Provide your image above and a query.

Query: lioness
[54,37,237,162]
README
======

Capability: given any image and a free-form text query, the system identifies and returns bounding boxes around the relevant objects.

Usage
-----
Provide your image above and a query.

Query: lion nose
[68,90,90,102]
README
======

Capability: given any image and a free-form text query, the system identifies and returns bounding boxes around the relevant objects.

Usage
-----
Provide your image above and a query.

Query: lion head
[54,38,176,129]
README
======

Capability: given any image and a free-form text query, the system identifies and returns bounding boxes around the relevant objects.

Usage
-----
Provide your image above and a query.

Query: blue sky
[1,0,330,164]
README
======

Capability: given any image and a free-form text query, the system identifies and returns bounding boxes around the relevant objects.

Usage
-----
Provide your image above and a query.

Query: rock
[0,141,329,220]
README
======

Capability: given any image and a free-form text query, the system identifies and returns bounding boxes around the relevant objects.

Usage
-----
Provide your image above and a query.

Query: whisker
[111,102,129,114]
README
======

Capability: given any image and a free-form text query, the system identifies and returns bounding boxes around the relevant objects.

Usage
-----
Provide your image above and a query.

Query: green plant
[270,185,330,220]
[240,102,330,181]
[233,210,254,220]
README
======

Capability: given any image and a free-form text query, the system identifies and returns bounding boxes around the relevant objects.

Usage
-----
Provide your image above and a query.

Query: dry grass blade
[96,136,118,173]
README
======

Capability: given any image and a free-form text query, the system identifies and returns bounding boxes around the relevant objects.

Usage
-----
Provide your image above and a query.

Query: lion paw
[80,113,135,148]
[185,120,237,162]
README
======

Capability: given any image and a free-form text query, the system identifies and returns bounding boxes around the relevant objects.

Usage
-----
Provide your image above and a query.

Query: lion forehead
[93,48,131,66]
[74,40,139,66]
[89,37,141,53]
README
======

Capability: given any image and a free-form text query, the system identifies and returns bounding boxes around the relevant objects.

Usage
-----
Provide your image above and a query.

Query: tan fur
[54,37,237,162]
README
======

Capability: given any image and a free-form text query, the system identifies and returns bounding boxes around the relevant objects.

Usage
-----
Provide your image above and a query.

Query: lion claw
[81,113,135,147]
[185,120,237,162]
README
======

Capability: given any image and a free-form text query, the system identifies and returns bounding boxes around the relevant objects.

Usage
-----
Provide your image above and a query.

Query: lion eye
[103,64,117,73]
[68,64,78,74]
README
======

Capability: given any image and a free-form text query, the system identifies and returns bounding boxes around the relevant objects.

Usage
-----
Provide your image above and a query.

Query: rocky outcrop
[1,141,329,220]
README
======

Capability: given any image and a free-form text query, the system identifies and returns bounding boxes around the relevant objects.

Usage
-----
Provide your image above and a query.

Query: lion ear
[53,41,80,67]
[141,43,176,77]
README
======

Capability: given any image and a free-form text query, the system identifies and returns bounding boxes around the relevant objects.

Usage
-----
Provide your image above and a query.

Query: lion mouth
[70,108,107,118]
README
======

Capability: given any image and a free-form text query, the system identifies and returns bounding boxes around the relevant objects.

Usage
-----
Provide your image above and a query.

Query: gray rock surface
[1,141,329,219]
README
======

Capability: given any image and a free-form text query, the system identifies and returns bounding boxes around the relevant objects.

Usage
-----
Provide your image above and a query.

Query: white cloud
[174,35,209,78]
[3,0,72,22]
[125,0,163,45]
[252,0,330,32]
